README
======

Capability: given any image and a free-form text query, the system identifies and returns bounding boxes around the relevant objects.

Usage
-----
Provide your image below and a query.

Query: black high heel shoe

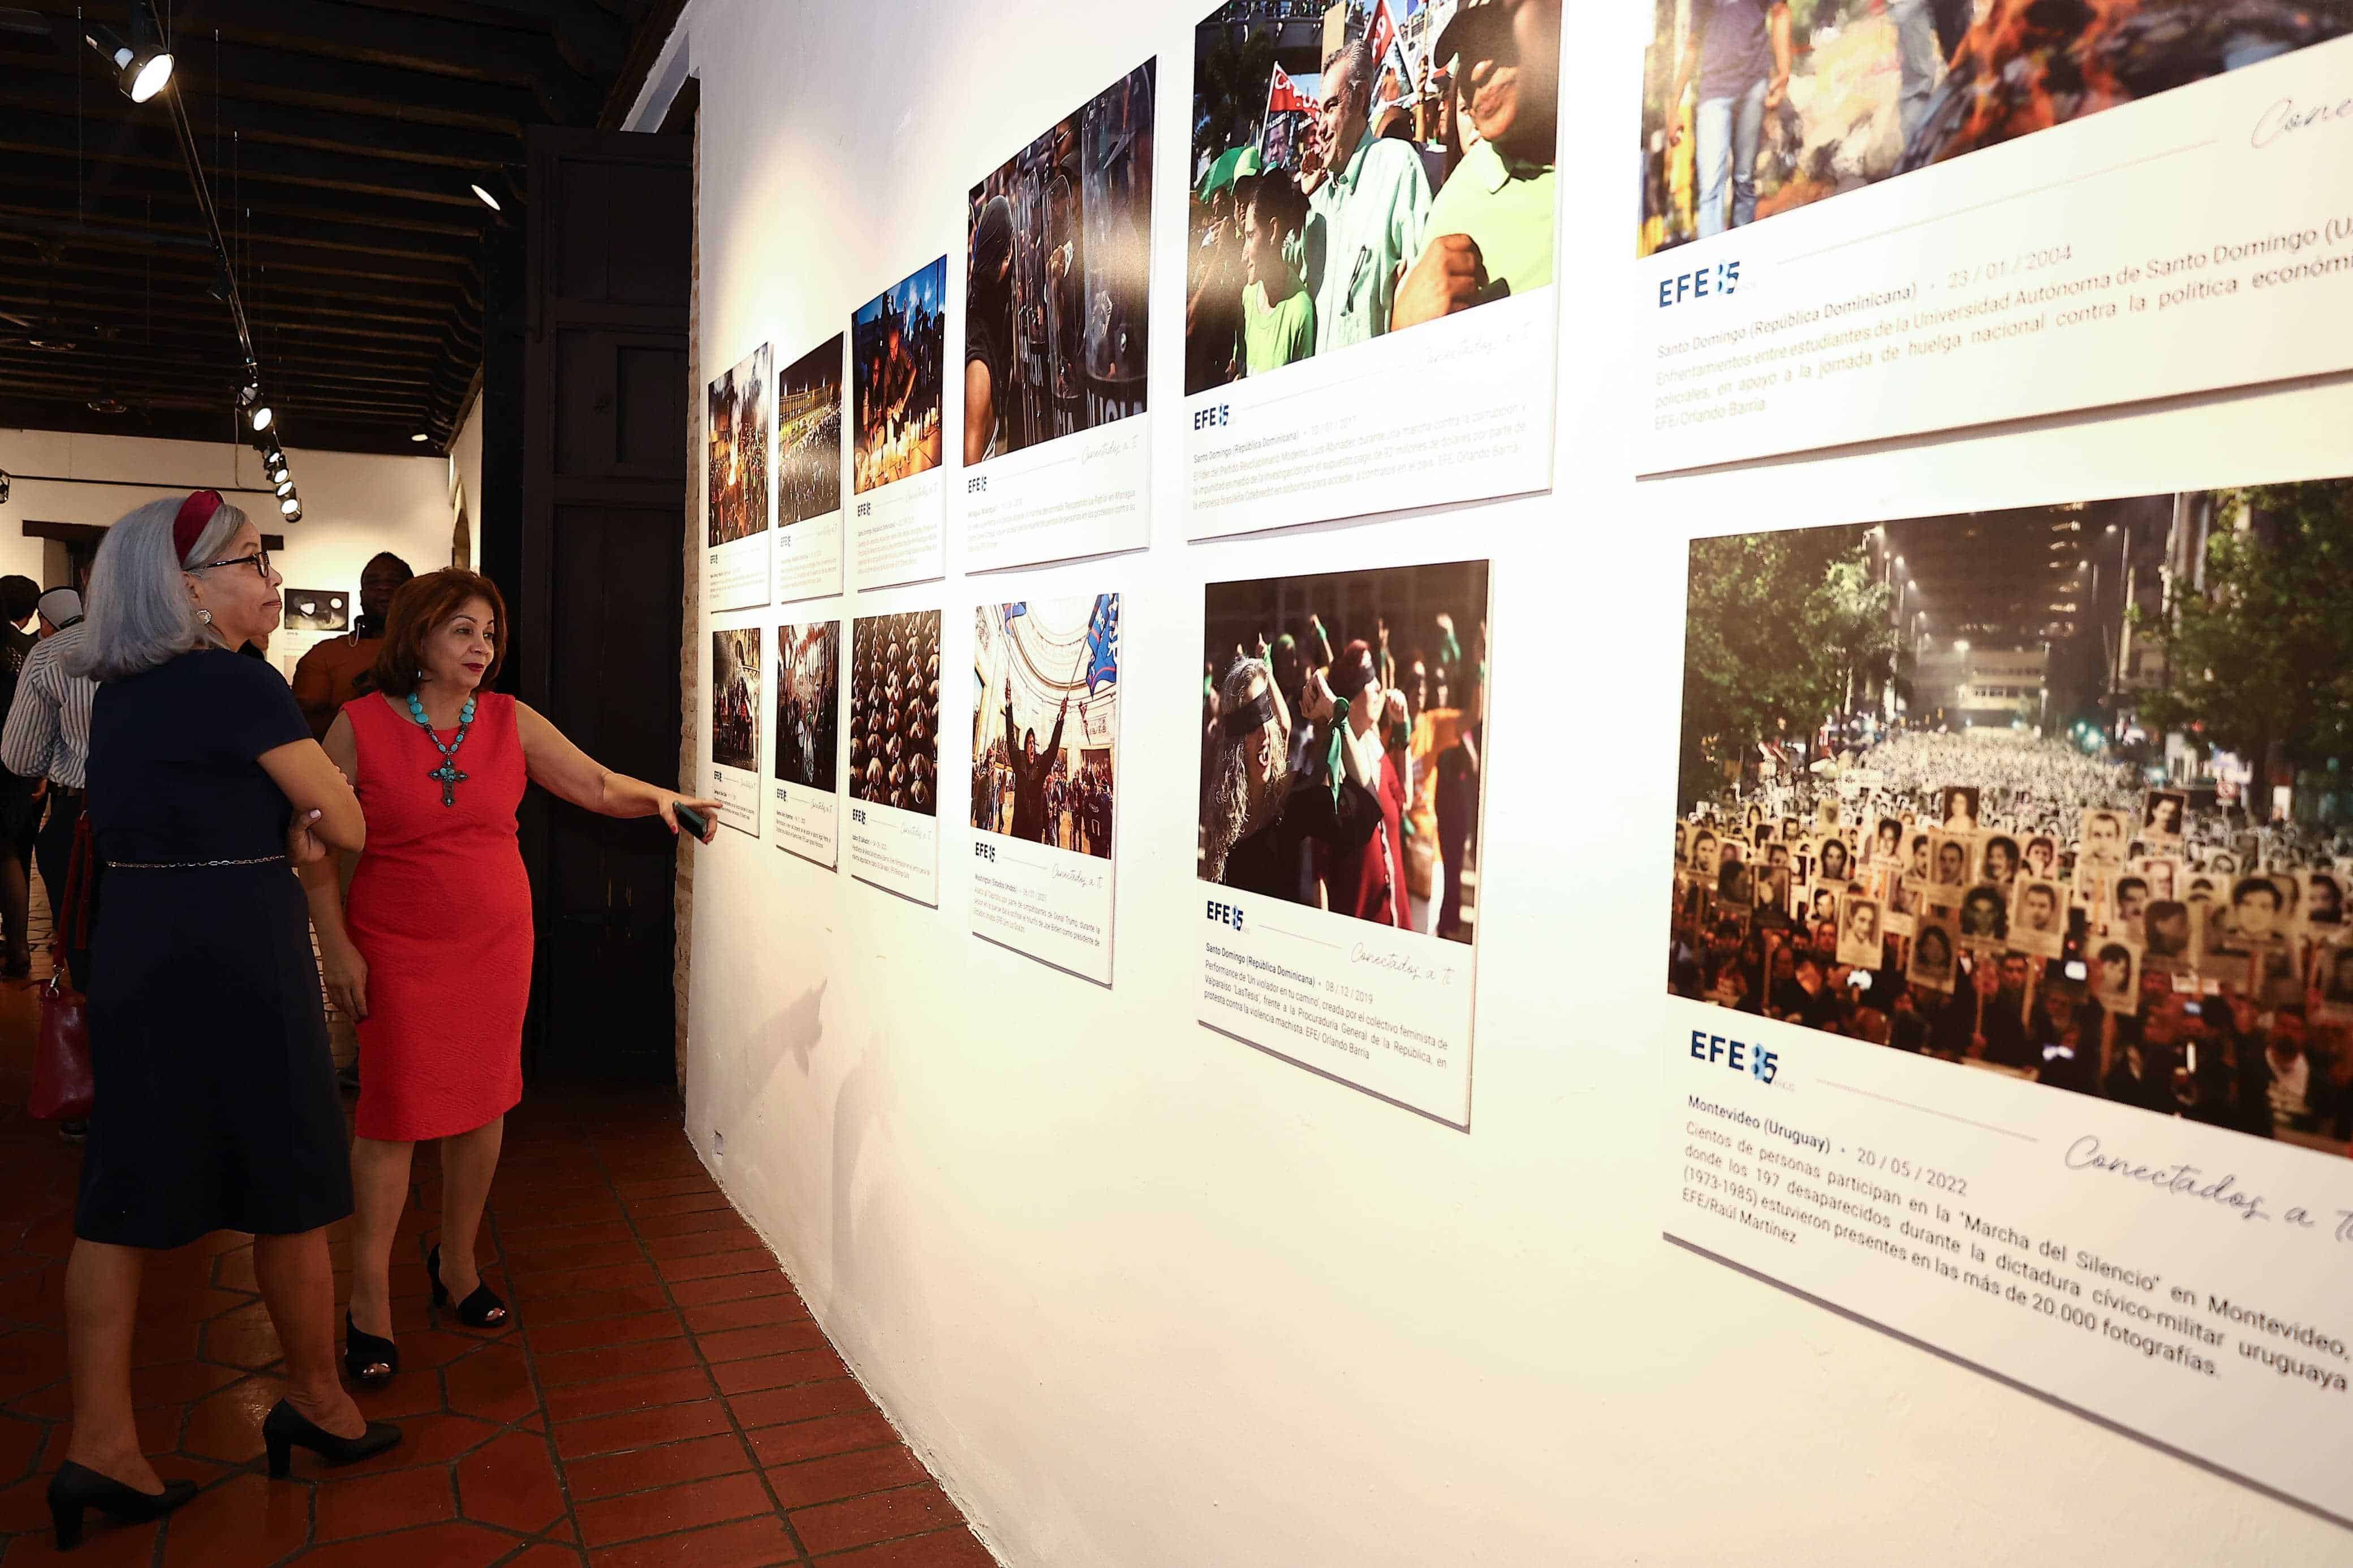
[46,1460,198,1550]
[428,1243,510,1328]
[261,1399,400,1478]
[344,1312,399,1386]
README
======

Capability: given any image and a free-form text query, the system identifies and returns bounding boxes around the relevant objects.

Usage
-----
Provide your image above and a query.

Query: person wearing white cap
[3,582,99,989]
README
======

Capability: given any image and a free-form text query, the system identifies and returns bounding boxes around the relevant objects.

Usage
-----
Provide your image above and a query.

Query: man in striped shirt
[4,587,96,988]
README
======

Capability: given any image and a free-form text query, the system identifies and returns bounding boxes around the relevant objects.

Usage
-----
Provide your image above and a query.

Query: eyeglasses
[195,548,272,579]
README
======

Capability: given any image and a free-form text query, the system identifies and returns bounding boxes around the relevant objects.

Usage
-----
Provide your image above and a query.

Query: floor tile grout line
[585,1111,824,1568]
[490,1105,602,1562]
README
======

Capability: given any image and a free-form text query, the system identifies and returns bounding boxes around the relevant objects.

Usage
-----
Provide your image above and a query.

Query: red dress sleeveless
[343,691,534,1141]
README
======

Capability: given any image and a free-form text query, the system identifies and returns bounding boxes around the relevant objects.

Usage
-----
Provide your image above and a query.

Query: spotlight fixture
[279,495,300,517]
[282,503,303,523]
[84,20,173,104]
[469,183,502,211]
[275,478,295,499]
[410,431,430,443]
[0,471,8,506]
[236,377,273,433]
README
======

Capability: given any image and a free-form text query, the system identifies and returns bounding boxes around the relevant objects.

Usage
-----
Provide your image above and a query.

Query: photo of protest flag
[1669,478,2353,1159]
[966,63,1153,466]
[971,595,1119,857]
[1200,560,1488,945]
[1187,0,1560,394]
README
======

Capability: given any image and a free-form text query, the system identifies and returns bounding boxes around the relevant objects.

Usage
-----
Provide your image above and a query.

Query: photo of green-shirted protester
[1187,0,1559,395]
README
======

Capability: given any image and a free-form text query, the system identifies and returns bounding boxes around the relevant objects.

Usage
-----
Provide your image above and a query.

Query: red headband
[173,490,226,565]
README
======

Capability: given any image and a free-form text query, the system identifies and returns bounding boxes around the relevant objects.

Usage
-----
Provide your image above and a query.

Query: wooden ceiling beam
[0,395,441,455]
[0,122,498,217]
[0,80,525,172]
[157,0,601,124]
[0,253,480,317]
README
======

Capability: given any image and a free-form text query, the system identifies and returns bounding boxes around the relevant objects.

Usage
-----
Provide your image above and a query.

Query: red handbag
[28,814,94,1122]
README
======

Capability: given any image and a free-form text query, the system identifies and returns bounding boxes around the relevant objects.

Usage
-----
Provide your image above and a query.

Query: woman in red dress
[300,570,718,1382]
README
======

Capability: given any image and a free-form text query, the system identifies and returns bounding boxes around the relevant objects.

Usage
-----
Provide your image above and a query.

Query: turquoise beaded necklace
[407,690,477,806]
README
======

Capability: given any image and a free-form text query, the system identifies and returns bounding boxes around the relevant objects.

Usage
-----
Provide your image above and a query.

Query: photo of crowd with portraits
[776,621,841,792]
[849,611,941,817]
[852,261,947,493]
[712,627,762,774]
[706,344,771,546]
[1187,0,1558,395]
[966,64,1153,466]
[1637,0,2353,254]
[1669,480,2353,1159]
[971,595,1119,858]
[1200,561,1487,944]
[777,336,844,526]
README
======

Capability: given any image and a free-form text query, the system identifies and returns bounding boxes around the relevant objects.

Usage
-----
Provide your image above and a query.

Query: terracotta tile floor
[0,951,993,1566]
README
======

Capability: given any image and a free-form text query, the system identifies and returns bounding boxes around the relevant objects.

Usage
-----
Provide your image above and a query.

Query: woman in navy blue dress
[46,494,398,1552]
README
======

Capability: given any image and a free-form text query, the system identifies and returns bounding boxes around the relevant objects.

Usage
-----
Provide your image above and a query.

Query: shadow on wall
[824,1030,937,1389]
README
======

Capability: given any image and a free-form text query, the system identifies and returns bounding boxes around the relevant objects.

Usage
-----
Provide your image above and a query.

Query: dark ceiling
[0,0,682,455]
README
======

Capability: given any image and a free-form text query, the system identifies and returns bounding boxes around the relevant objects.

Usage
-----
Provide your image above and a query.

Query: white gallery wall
[0,427,456,607]
[643,2,2353,1563]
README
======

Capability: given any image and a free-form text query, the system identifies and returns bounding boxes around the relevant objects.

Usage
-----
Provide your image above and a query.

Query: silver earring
[196,608,213,625]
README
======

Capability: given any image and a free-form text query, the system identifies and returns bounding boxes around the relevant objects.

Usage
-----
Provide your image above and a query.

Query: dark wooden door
[520,126,692,1085]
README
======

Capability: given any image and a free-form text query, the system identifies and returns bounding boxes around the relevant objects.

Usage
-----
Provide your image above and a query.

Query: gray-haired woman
[46,492,397,1552]
[1199,654,1377,898]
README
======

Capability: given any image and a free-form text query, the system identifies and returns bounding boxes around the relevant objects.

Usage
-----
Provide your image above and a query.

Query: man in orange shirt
[292,552,413,738]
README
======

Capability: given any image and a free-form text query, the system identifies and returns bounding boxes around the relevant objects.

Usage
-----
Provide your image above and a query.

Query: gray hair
[1323,37,1376,122]
[67,495,247,683]
[1201,656,1288,885]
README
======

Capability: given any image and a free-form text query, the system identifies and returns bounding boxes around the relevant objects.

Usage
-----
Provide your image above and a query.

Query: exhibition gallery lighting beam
[95,2,304,516]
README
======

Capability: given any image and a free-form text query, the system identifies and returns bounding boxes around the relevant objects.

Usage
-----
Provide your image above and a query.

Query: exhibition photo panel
[1636,3,2353,472]
[1184,0,1559,539]
[962,62,1155,569]
[709,623,765,839]
[706,343,773,611]
[1199,560,1488,1128]
[846,607,943,904]
[970,594,1121,983]
[774,617,843,869]
[851,258,950,590]
[1666,478,2353,1518]
[775,335,847,603]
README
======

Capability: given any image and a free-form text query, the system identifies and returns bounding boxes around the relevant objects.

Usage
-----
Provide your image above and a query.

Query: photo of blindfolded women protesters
[1669,482,2353,1160]
[1200,561,1487,944]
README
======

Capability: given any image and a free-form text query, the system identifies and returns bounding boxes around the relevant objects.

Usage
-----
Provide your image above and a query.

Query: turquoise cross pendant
[429,759,468,806]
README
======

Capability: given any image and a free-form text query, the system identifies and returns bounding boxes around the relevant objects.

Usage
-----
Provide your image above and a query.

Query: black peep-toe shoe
[46,1461,198,1550]
[261,1399,401,1478]
[344,1312,399,1386]
[428,1243,511,1328]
